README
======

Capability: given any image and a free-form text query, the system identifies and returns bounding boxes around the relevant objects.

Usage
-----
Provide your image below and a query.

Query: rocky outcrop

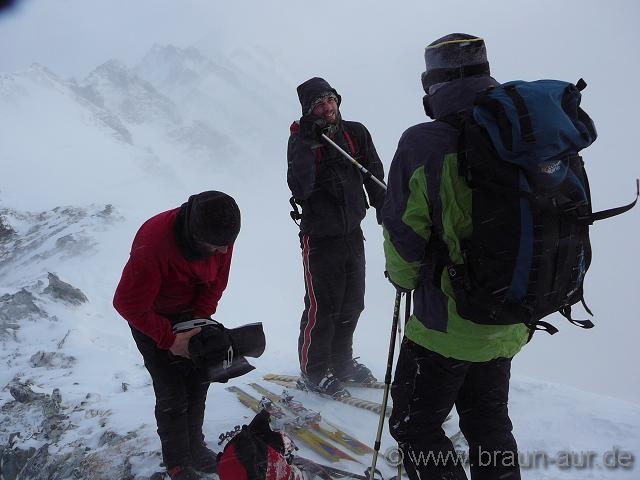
[0,382,145,480]
[43,273,88,305]
[0,289,46,340]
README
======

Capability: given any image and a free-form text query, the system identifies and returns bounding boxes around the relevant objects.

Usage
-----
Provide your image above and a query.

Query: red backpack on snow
[217,409,302,480]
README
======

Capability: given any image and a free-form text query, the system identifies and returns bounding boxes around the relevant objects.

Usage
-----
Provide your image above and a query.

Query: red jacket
[113,208,233,349]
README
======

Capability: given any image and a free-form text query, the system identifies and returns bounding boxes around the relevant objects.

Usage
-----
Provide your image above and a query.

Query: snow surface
[1,3,640,478]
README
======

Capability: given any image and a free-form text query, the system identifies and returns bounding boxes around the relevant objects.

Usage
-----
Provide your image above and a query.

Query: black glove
[384,271,412,293]
[299,114,328,141]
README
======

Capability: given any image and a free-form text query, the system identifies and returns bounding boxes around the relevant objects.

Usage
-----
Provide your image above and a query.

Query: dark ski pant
[390,339,521,480]
[298,229,365,381]
[131,327,210,469]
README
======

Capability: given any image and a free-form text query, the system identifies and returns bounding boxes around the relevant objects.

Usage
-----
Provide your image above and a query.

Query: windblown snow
[1,44,638,480]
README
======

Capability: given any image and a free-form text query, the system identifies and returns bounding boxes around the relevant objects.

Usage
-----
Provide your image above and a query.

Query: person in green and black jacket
[287,77,385,398]
[382,34,528,480]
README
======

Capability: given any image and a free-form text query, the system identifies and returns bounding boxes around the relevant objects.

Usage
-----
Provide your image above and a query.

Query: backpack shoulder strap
[342,126,358,157]
[422,121,458,288]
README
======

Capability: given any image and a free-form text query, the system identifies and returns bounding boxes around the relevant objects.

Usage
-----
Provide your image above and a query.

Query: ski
[226,385,358,463]
[263,374,392,417]
[293,455,385,480]
[149,471,218,480]
[249,382,374,456]
[264,373,384,389]
[264,374,452,423]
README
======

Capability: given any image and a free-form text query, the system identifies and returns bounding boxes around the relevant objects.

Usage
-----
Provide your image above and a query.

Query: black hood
[173,191,240,261]
[426,76,499,120]
[296,77,342,115]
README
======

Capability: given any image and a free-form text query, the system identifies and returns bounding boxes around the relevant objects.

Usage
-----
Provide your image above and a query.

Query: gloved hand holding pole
[321,133,387,191]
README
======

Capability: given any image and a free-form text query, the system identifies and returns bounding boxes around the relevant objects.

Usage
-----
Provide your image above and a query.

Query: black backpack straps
[425,119,463,288]
[529,304,595,335]
[438,113,468,179]
[504,84,536,144]
[289,196,302,225]
[581,297,594,316]
[423,128,450,288]
[559,305,595,329]
[590,178,639,222]
[342,127,358,157]
[529,320,559,335]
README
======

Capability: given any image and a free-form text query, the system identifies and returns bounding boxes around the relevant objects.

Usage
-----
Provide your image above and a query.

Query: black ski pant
[297,229,365,381]
[131,327,210,469]
[390,338,521,480]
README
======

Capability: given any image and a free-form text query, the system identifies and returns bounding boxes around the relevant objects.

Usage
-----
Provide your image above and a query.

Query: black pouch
[173,319,266,383]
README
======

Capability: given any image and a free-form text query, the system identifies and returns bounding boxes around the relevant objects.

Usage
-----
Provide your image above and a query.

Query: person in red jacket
[114,190,240,480]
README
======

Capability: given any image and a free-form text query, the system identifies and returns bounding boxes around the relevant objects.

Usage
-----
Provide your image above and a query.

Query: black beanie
[187,191,241,246]
[296,77,342,115]
[421,33,490,94]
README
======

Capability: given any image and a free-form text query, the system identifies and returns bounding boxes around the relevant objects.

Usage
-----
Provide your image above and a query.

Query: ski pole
[367,290,402,480]
[396,293,411,480]
[321,133,387,191]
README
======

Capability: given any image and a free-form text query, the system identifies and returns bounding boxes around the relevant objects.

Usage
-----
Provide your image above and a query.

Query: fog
[1,0,638,403]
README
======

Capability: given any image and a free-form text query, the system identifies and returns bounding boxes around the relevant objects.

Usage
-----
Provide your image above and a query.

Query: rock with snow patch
[0,213,15,241]
[0,289,46,326]
[0,444,36,480]
[29,351,77,369]
[43,272,88,305]
[8,382,46,404]
[12,443,51,480]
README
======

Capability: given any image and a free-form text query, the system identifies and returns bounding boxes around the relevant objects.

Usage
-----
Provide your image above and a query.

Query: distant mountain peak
[146,44,209,63]
[134,43,233,94]
[8,63,65,89]
[146,44,211,63]
[81,58,180,126]
[87,59,151,91]
[24,62,57,77]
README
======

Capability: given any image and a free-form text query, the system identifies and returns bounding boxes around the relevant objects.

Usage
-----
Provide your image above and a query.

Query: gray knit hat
[421,33,490,93]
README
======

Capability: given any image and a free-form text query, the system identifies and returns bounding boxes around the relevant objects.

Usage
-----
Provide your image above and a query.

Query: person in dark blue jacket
[382,34,525,480]
[287,77,385,398]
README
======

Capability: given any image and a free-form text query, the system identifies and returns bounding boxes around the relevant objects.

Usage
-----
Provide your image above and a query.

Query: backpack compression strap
[503,84,536,144]
[590,178,639,223]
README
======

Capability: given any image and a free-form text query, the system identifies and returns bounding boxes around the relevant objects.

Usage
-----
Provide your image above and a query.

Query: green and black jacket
[382,76,529,362]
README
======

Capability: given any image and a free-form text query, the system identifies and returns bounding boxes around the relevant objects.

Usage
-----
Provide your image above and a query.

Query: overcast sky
[3,0,640,159]
[3,1,638,79]
[1,0,639,402]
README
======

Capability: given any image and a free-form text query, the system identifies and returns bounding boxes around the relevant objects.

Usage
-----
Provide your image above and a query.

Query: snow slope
[1,45,639,479]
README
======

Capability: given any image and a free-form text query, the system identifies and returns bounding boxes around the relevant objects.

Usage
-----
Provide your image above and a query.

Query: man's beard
[324,111,341,136]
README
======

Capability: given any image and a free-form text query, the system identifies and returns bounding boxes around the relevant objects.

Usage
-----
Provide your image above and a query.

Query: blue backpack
[440,79,638,334]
